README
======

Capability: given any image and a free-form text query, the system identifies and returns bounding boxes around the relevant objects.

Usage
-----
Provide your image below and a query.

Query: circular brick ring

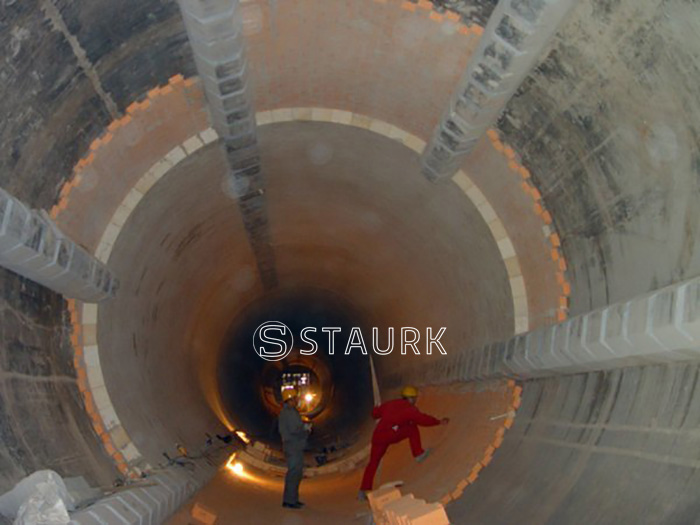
[59,75,562,496]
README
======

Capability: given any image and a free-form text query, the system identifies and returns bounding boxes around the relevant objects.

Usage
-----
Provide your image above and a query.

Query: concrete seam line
[514,417,700,436]
[40,0,120,120]
[519,434,700,470]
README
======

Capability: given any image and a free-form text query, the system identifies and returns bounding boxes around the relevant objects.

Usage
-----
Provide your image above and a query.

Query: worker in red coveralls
[359,386,449,499]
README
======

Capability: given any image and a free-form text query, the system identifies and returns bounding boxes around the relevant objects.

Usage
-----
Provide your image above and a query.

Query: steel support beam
[177,0,277,289]
[0,188,117,302]
[403,275,700,385]
[421,0,577,181]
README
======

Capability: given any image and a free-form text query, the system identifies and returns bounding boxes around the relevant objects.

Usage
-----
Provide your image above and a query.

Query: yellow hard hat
[281,387,298,402]
[401,385,418,398]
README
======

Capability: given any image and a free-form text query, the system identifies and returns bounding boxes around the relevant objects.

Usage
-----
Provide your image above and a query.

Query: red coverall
[360,398,441,491]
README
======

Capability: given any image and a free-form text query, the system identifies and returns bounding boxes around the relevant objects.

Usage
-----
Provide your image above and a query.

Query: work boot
[415,449,432,463]
[357,490,367,501]
[282,502,303,509]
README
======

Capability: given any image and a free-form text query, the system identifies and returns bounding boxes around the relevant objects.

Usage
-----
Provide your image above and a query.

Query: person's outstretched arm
[408,406,442,427]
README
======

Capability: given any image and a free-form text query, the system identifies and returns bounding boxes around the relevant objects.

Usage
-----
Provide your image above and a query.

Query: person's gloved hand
[440,417,450,425]
[304,423,313,432]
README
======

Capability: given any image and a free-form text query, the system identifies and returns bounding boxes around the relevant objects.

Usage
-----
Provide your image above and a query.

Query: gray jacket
[278,404,308,450]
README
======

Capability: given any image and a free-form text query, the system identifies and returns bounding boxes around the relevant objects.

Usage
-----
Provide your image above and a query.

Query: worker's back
[278,403,307,449]
[372,398,440,436]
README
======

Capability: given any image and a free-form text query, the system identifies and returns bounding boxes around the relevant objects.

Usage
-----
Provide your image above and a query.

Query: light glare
[225,454,245,477]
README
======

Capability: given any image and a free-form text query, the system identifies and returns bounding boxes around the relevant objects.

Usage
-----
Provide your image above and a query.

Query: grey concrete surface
[497,0,700,313]
[449,364,700,524]
[0,269,116,494]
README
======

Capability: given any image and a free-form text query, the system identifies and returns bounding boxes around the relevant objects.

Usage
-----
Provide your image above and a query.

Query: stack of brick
[176,0,277,290]
[247,440,271,461]
[0,188,117,302]
[421,0,578,181]
[68,470,198,524]
[369,486,449,525]
[176,0,257,172]
[399,272,700,386]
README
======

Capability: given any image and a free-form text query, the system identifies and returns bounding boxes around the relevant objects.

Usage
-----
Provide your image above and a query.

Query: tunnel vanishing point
[1,0,700,523]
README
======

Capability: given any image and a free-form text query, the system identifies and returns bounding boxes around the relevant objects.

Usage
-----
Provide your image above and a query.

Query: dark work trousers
[283,442,305,504]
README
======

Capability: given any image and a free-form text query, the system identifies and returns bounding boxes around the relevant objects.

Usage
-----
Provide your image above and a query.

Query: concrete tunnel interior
[1,0,700,524]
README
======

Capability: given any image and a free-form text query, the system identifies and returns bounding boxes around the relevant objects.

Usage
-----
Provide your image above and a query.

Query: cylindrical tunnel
[94,117,518,514]
[1,0,700,524]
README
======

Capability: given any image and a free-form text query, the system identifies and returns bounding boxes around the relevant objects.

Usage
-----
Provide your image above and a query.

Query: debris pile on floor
[190,502,217,525]
[368,485,449,524]
[0,471,76,525]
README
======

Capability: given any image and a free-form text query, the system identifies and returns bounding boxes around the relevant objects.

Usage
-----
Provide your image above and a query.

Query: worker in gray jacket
[278,387,311,509]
